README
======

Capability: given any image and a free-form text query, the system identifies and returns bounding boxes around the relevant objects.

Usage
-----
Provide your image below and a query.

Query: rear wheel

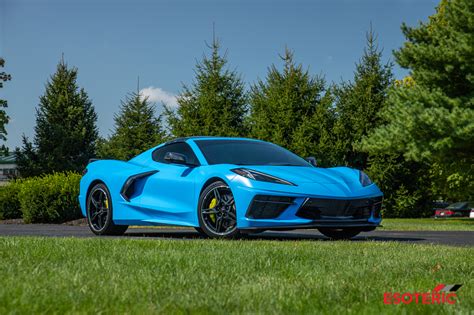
[243,229,266,235]
[87,183,128,236]
[198,181,240,239]
[194,227,206,236]
[318,228,361,240]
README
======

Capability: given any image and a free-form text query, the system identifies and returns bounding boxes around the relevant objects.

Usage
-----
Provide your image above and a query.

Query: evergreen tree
[16,59,98,175]
[333,28,433,217]
[332,28,393,169]
[165,38,248,137]
[248,48,335,166]
[362,0,474,200]
[15,136,41,177]
[0,58,12,154]
[98,92,166,160]
[365,154,433,217]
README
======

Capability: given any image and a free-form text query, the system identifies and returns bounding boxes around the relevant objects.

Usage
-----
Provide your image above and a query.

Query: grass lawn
[380,218,474,231]
[0,237,472,314]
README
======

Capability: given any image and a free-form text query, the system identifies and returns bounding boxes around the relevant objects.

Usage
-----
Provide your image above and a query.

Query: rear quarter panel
[79,160,155,219]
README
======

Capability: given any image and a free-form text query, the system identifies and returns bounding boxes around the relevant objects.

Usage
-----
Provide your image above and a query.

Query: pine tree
[16,59,98,175]
[333,28,433,217]
[0,58,12,154]
[332,28,393,169]
[165,38,248,137]
[15,136,41,177]
[98,92,166,160]
[248,48,335,166]
[362,0,474,199]
[365,153,433,217]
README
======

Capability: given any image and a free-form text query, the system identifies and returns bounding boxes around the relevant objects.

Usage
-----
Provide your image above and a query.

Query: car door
[138,142,200,226]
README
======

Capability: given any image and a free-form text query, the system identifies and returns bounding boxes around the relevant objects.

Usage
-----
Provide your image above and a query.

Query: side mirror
[164,152,188,165]
[306,156,317,167]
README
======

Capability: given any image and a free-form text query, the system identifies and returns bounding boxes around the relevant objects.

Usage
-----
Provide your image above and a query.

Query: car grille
[246,195,295,219]
[296,197,383,220]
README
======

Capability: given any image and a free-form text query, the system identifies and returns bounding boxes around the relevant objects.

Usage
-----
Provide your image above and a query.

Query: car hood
[239,165,359,185]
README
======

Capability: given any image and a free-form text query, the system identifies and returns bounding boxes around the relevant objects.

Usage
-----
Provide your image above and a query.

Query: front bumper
[231,181,383,230]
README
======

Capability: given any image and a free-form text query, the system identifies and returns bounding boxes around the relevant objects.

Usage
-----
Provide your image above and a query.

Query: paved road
[0,224,472,247]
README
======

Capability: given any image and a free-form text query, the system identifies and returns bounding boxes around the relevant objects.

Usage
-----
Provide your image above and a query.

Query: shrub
[0,181,23,220]
[18,172,82,223]
[367,154,433,218]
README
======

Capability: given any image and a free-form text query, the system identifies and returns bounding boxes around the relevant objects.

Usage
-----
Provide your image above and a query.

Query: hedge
[0,180,23,220]
[17,172,82,223]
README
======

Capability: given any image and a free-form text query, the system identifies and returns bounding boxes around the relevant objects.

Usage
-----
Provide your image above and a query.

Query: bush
[0,181,23,220]
[367,154,433,218]
[18,172,82,223]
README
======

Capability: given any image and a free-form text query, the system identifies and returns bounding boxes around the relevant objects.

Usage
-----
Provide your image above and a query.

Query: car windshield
[446,202,468,210]
[195,140,310,166]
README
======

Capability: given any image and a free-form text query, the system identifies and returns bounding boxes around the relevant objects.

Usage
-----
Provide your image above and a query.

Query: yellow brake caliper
[104,198,109,209]
[209,198,217,222]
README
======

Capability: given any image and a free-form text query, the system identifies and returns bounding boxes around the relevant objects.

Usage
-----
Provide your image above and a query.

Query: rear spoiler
[88,158,101,164]
[83,158,101,175]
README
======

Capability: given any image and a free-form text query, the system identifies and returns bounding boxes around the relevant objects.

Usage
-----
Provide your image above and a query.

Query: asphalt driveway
[0,224,472,247]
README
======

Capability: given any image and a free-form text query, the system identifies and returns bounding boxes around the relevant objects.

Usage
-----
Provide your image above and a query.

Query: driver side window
[152,142,199,165]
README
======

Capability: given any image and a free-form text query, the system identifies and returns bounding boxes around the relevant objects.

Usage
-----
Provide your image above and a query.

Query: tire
[86,183,128,236]
[318,228,361,240]
[194,227,207,236]
[243,229,266,235]
[198,180,240,239]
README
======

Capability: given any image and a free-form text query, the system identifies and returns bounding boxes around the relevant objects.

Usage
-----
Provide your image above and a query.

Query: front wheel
[318,228,361,240]
[198,181,240,239]
[86,183,128,236]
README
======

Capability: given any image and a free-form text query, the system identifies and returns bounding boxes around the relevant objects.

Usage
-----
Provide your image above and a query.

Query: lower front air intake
[296,197,383,220]
[246,195,295,219]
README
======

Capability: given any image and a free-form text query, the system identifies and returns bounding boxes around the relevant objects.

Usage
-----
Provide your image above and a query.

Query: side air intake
[120,171,158,201]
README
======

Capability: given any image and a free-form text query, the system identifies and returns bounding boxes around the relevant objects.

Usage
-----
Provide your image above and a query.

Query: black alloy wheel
[198,181,239,238]
[318,228,361,240]
[87,183,128,236]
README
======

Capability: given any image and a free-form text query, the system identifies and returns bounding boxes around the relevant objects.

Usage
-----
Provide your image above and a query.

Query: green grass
[380,218,474,231]
[0,237,472,314]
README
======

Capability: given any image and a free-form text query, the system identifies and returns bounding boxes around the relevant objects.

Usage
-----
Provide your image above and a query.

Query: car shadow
[125,230,203,239]
[124,228,424,243]
[246,232,424,243]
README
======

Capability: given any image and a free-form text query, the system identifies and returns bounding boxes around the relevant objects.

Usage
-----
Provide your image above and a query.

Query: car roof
[165,136,263,144]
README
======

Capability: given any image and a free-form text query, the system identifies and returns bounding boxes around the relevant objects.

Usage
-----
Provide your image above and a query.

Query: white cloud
[139,86,178,108]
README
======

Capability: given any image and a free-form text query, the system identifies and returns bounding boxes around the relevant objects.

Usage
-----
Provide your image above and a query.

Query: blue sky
[1,0,438,149]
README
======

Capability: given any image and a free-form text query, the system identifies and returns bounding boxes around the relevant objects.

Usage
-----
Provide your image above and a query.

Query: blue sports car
[79,137,383,239]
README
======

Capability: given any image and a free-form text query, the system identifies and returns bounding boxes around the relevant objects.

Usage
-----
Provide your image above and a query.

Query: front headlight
[359,171,373,187]
[231,168,296,186]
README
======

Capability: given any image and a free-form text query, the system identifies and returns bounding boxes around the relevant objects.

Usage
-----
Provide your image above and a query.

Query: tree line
[4,0,473,217]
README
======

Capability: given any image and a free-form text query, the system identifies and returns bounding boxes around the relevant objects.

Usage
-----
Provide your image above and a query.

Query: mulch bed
[0,218,87,226]
[0,218,24,224]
